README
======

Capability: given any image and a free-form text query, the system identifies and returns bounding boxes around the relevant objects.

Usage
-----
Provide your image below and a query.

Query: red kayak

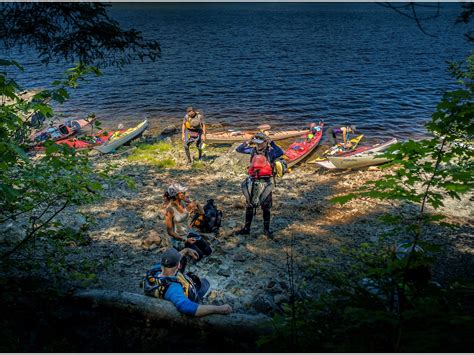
[34,130,116,151]
[283,122,324,168]
[30,117,96,144]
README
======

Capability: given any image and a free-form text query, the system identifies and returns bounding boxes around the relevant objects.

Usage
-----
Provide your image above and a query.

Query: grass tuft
[127,142,176,167]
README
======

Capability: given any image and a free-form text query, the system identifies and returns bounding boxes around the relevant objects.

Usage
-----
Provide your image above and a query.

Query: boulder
[211,143,249,170]
[252,294,278,314]
[161,124,178,135]
[0,221,27,246]
[141,230,162,250]
[273,293,289,305]
[70,213,88,232]
[232,252,246,262]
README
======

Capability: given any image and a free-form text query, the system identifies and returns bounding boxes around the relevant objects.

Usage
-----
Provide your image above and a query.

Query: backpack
[143,263,199,302]
[191,199,222,233]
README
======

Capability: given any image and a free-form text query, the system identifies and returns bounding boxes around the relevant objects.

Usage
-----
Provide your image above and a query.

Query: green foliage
[261,53,474,352]
[259,239,474,352]
[0,3,161,67]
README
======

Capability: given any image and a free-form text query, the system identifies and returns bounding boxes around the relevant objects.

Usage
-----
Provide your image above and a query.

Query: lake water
[6,3,472,140]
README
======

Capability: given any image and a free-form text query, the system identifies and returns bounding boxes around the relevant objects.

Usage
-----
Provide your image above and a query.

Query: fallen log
[72,289,272,337]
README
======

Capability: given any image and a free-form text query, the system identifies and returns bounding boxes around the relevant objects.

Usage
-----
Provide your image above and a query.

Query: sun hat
[161,248,182,268]
[167,183,188,198]
[251,132,267,144]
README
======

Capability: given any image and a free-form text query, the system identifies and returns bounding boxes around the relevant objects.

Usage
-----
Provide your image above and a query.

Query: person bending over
[327,124,357,148]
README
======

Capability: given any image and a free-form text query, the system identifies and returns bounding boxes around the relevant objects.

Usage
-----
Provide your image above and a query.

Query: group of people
[144,107,359,316]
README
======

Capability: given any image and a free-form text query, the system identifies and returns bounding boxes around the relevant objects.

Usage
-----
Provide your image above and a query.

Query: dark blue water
[6,3,472,139]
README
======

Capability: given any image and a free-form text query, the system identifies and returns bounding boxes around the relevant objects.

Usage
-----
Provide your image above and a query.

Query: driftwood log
[72,289,272,338]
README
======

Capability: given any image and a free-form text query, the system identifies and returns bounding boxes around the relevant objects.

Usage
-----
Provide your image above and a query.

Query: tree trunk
[72,289,272,338]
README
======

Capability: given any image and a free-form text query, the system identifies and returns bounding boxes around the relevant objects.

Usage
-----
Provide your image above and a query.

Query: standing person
[326,124,357,148]
[164,183,213,260]
[143,247,233,317]
[182,106,206,164]
[235,132,284,238]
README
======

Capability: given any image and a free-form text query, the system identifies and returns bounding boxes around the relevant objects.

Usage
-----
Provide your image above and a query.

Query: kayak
[282,122,324,168]
[94,120,149,153]
[206,128,309,144]
[327,156,391,169]
[308,135,365,163]
[58,130,117,150]
[317,138,398,169]
[31,117,96,144]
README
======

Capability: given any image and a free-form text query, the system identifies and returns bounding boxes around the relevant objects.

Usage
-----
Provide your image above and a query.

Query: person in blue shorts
[144,248,233,317]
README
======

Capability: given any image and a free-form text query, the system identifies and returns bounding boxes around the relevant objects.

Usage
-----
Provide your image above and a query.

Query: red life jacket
[248,153,273,178]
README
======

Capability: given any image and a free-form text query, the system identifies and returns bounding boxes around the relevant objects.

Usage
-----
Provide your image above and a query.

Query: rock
[232,253,246,262]
[70,213,87,232]
[273,293,289,305]
[217,267,232,277]
[207,290,219,302]
[252,294,277,314]
[161,124,178,135]
[102,183,109,190]
[211,143,249,169]
[227,219,237,228]
[141,230,162,250]
[232,200,246,209]
[143,206,163,221]
[267,281,283,294]
[0,221,27,246]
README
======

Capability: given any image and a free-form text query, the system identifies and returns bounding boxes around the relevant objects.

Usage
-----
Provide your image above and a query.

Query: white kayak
[328,155,391,169]
[94,120,149,154]
[317,138,398,169]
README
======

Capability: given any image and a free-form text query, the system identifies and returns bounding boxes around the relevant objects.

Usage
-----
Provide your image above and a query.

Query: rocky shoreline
[8,125,473,316]
[55,125,470,316]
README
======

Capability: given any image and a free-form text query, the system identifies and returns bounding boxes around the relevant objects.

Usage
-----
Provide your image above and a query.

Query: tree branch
[2,199,70,259]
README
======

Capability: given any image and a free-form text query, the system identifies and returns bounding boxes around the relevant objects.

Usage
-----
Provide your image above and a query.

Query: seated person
[144,248,233,317]
[164,183,212,260]
[327,124,357,148]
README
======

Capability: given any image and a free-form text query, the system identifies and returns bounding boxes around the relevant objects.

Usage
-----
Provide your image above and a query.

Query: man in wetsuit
[182,106,206,164]
[235,132,284,239]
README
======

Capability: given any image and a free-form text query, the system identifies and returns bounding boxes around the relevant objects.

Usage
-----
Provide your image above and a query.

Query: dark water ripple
[4,3,472,141]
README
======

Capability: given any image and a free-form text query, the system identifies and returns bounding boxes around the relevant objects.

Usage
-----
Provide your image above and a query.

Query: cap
[251,132,267,144]
[186,106,194,113]
[167,183,188,198]
[161,248,182,267]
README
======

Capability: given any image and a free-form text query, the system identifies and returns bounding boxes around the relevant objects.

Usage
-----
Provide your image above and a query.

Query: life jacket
[185,113,202,130]
[143,263,199,302]
[248,151,273,178]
